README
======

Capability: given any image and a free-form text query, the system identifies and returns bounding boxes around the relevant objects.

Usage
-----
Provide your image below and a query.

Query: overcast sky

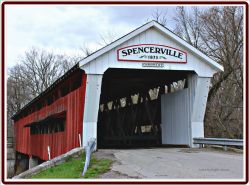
[5,5,180,69]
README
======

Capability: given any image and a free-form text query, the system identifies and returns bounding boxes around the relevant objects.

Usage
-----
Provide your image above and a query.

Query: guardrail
[193,137,243,150]
[82,138,96,176]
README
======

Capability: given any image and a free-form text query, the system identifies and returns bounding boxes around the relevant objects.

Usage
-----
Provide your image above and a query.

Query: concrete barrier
[12,147,84,179]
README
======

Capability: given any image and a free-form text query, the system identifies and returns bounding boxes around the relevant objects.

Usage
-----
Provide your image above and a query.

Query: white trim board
[79,21,224,72]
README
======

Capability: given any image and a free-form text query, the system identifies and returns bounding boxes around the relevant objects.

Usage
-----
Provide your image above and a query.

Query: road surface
[95,148,243,179]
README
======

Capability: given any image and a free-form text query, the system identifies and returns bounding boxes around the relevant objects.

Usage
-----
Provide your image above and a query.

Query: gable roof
[79,20,224,72]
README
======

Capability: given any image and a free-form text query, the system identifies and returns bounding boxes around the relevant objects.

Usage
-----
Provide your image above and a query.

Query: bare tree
[151,8,168,27]
[18,48,78,97]
[200,7,243,98]
[174,6,243,138]
[7,64,32,138]
[154,6,243,138]
[80,43,93,57]
[7,48,79,138]
[98,31,117,46]
[57,54,81,74]
[173,6,203,49]
[199,7,243,138]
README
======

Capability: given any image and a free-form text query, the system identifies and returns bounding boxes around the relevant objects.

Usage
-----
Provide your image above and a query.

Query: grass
[206,145,243,153]
[30,152,112,179]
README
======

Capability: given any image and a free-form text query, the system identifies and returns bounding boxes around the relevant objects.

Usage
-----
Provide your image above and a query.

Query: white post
[29,155,38,169]
[28,156,32,169]
[189,76,211,147]
[82,74,103,150]
[79,133,82,147]
[47,146,51,160]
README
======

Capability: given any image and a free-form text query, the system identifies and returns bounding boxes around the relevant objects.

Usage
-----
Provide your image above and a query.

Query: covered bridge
[12,21,223,167]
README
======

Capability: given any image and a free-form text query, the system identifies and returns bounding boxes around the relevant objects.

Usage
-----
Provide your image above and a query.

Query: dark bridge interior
[97,68,190,148]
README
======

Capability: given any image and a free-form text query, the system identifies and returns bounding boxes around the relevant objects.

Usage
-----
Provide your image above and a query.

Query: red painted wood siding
[14,73,87,160]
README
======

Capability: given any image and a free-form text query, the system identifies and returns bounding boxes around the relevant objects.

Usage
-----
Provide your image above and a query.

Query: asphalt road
[95,148,243,179]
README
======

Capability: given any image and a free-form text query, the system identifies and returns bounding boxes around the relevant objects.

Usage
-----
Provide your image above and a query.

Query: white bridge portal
[79,21,223,148]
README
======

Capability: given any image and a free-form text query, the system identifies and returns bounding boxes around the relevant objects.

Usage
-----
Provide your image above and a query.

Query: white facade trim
[79,21,223,72]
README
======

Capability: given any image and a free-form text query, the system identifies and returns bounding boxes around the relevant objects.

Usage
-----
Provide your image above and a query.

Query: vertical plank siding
[14,73,87,161]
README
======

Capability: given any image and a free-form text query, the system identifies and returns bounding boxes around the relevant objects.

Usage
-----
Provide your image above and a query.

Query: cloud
[5,5,177,69]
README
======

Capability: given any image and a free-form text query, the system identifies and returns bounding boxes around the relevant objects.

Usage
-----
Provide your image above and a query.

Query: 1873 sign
[117,44,187,63]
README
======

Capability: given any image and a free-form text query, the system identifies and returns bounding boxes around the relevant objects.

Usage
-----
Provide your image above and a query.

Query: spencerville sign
[117,44,187,63]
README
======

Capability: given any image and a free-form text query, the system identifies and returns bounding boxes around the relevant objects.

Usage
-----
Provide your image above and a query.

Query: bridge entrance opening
[97,68,191,148]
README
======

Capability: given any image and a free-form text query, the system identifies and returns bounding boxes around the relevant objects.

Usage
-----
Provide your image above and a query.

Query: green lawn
[30,152,112,179]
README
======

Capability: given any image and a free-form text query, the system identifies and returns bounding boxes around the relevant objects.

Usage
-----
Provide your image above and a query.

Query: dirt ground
[94,149,135,179]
